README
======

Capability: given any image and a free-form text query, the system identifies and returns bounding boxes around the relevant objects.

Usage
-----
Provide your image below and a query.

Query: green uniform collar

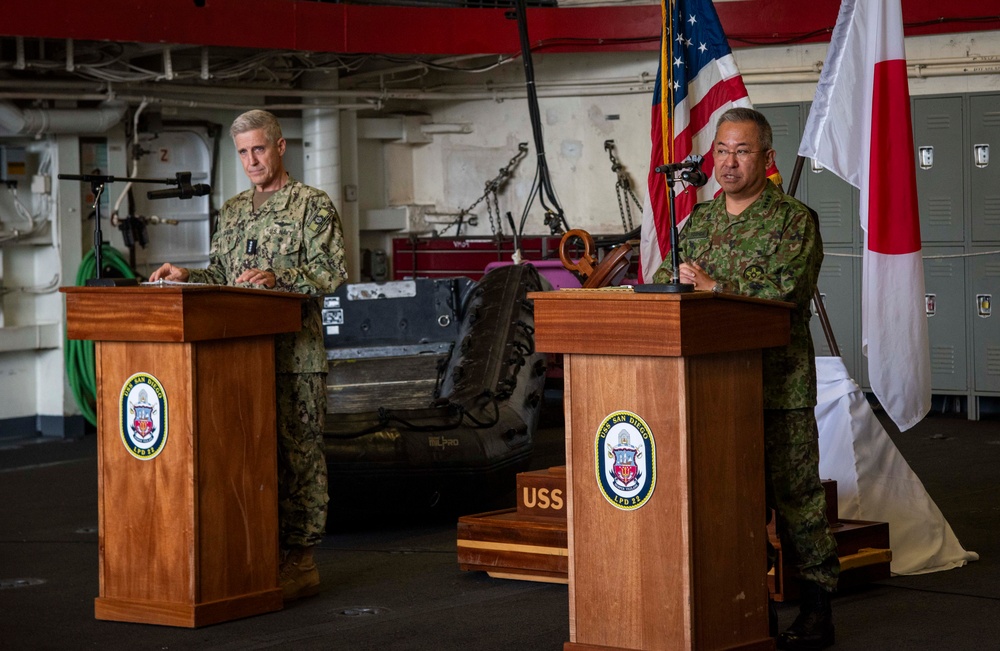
[704,179,783,227]
[241,174,300,213]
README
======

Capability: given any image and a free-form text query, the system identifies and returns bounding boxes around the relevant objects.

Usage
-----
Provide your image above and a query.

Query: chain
[487,189,502,236]
[454,142,529,237]
[605,140,642,233]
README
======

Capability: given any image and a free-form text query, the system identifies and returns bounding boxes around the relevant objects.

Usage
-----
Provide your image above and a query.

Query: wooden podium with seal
[531,288,791,651]
[62,284,306,627]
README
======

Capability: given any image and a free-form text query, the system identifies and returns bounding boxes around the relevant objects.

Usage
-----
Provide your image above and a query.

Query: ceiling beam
[1,1,997,56]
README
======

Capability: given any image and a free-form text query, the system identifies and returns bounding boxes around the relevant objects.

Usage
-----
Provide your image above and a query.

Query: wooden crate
[460,471,891,597]
[516,466,566,518]
[457,508,568,583]
[768,480,892,601]
[457,467,568,582]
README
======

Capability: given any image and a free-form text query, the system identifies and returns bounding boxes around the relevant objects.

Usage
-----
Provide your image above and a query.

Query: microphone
[680,164,708,188]
[654,155,709,188]
[146,183,211,200]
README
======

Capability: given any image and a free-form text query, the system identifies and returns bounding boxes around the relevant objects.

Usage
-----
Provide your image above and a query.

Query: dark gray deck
[2,405,997,650]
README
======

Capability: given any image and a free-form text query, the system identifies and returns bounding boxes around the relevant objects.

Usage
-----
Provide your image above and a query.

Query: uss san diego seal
[595,410,656,510]
[119,373,168,460]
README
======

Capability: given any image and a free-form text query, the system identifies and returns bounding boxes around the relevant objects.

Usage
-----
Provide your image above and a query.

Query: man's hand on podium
[149,263,190,283]
[235,268,276,289]
[678,261,717,292]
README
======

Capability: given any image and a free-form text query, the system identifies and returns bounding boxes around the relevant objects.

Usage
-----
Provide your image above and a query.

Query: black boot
[776,581,834,650]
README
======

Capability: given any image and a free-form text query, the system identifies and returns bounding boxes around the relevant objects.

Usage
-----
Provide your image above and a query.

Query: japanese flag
[799,0,931,431]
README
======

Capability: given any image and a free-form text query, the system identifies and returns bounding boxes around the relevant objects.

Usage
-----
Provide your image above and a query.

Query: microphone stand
[635,160,707,293]
[659,168,694,293]
[58,171,199,287]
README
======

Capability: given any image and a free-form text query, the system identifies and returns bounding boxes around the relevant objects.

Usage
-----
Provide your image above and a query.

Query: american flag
[639,0,776,283]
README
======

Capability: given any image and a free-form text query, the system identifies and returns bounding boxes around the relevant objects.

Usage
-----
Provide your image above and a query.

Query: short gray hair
[716,107,773,151]
[230,109,283,143]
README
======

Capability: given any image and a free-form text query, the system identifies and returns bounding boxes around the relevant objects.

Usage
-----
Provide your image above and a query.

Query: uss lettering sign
[595,410,656,511]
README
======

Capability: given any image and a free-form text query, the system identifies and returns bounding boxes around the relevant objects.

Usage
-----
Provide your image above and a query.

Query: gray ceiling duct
[0,100,127,136]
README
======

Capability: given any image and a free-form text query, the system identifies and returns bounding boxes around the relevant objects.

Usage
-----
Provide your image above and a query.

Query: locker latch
[918,146,933,170]
[974,144,990,169]
[977,294,992,318]
[925,293,936,317]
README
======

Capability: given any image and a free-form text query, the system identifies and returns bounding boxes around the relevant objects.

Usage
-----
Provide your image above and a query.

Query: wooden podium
[62,285,306,627]
[531,289,792,651]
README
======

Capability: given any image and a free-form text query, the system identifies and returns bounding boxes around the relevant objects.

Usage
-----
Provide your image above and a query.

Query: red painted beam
[0,1,997,56]
[717,0,1000,47]
[296,4,661,55]
[0,0,301,51]
[0,1,659,54]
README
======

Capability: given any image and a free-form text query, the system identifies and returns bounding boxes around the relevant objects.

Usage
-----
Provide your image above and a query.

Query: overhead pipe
[0,48,997,102]
[0,99,127,135]
[0,50,998,113]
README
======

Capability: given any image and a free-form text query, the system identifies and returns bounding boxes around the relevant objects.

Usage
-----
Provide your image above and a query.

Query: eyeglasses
[714,148,764,161]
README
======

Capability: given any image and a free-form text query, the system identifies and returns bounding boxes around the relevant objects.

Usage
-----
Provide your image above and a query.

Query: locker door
[758,104,804,196]
[811,247,858,381]
[807,163,858,246]
[912,96,965,243]
[970,94,1000,243]
[923,248,968,392]
[971,249,1000,392]
[803,103,859,246]
[132,129,213,275]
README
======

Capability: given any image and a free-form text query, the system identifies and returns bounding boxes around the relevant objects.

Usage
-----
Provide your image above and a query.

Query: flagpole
[655,0,694,293]
[785,154,841,357]
[662,0,673,167]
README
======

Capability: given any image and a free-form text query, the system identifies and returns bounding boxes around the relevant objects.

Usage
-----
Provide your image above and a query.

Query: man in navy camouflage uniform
[151,109,347,601]
[654,107,838,650]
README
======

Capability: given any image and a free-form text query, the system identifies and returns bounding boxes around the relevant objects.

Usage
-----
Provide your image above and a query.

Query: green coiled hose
[65,246,138,426]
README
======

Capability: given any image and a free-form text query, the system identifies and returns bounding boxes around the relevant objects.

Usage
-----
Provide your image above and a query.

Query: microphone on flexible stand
[675,161,708,188]
[146,171,211,201]
[146,183,212,200]
[635,155,709,294]
[653,155,709,189]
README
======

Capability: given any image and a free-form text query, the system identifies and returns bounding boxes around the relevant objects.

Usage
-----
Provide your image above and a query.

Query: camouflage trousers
[765,408,840,592]
[276,372,329,548]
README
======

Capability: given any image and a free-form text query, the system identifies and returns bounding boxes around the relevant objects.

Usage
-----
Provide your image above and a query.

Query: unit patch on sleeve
[119,372,169,460]
[743,264,765,282]
[307,208,333,234]
[595,410,656,511]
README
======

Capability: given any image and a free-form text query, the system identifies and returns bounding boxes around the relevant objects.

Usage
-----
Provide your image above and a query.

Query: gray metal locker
[913,96,965,243]
[855,245,872,392]
[757,104,805,197]
[970,94,1000,243]
[811,247,859,381]
[807,164,858,246]
[971,248,1000,393]
[803,103,859,246]
[923,247,968,392]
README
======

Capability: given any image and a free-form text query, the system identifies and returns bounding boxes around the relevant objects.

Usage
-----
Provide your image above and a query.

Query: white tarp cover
[815,356,979,575]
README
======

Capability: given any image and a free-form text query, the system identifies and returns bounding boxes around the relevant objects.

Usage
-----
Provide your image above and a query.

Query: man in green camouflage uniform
[654,108,838,650]
[150,109,347,601]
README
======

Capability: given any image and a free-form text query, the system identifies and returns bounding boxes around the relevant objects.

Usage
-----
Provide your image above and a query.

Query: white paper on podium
[815,356,979,575]
[141,280,212,287]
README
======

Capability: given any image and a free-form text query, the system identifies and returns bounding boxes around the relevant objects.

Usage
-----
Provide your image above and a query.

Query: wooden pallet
[458,467,891,596]
[768,479,892,601]
[457,467,568,583]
